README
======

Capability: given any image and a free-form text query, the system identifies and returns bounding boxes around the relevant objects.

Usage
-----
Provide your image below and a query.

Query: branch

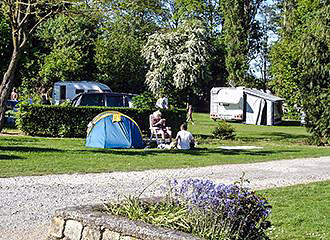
[29,9,55,34]
[19,28,28,49]
[17,0,32,29]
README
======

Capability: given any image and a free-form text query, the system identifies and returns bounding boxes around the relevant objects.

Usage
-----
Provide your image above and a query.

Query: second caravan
[52,81,112,105]
[210,87,284,126]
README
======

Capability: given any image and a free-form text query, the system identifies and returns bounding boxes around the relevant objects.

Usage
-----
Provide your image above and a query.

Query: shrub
[132,91,157,109]
[16,103,186,138]
[212,120,236,140]
[104,179,272,240]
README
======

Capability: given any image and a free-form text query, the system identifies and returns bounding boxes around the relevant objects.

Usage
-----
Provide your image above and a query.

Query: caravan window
[80,93,105,106]
[60,86,66,101]
[106,95,125,107]
[75,89,84,94]
[220,103,230,106]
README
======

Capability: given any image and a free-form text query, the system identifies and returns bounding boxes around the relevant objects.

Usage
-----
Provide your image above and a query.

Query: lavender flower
[163,178,272,240]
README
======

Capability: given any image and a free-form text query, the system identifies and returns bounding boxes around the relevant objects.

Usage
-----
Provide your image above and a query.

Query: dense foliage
[131,92,157,109]
[1,0,264,116]
[105,178,272,240]
[94,18,148,93]
[297,4,330,145]
[16,103,186,138]
[142,20,210,101]
[18,14,99,99]
[270,0,329,145]
[221,0,262,87]
[0,12,11,78]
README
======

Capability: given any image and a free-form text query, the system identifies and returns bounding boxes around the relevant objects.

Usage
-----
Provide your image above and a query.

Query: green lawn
[260,181,330,240]
[0,113,329,177]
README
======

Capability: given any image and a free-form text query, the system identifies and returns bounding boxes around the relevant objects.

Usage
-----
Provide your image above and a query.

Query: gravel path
[0,156,330,240]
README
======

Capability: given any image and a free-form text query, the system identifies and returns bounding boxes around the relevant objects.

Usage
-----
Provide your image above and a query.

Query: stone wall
[46,205,202,240]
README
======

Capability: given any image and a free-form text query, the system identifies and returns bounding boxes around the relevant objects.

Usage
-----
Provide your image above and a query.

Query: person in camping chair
[150,110,172,142]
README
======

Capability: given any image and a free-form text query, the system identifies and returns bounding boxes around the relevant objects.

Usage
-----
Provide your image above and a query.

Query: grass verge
[260,181,330,240]
[0,113,329,177]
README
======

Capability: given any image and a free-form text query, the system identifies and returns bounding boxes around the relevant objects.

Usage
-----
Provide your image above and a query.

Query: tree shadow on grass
[0,154,25,160]
[77,148,300,157]
[0,137,40,144]
[218,149,299,156]
[239,132,308,142]
[280,120,301,126]
[0,146,64,153]
[194,134,213,139]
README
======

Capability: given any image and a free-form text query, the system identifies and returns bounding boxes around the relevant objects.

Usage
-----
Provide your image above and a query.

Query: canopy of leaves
[298,4,330,145]
[94,17,148,93]
[270,0,329,145]
[18,14,99,98]
[0,13,11,78]
[142,20,210,100]
[221,0,262,87]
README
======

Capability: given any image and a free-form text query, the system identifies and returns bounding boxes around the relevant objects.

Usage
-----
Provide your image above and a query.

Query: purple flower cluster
[165,178,272,239]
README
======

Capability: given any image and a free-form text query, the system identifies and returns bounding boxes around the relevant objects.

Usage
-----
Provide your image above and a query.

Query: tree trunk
[0,48,21,132]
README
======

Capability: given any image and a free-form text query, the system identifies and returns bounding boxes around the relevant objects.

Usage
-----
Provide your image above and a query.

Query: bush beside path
[0,156,330,240]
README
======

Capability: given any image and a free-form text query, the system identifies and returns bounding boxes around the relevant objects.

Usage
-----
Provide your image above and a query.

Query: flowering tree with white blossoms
[142,20,210,100]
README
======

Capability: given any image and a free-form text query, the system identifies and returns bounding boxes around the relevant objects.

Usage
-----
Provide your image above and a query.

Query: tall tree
[221,0,262,87]
[250,1,278,89]
[298,4,330,145]
[0,0,75,131]
[269,0,321,116]
[142,20,210,104]
[95,18,148,93]
[270,0,329,144]
[92,0,162,93]
[0,13,12,78]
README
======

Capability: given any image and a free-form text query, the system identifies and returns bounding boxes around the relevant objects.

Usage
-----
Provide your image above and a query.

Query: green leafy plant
[212,120,236,140]
[16,103,186,137]
[104,179,272,240]
[132,91,157,109]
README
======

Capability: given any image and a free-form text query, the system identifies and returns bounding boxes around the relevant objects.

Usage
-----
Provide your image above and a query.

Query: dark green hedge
[16,104,186,138]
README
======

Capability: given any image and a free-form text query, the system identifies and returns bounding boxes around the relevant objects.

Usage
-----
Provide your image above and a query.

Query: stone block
[119,236,139,240]
[102,229,120,240]
[48,216,65,238]
[82,226,102,240]
[64,220,83,240]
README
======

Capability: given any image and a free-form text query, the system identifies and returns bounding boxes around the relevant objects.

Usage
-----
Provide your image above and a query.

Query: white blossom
[142,21,210,94]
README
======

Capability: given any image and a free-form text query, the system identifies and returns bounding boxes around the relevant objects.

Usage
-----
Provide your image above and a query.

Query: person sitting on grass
[175,123,195,150]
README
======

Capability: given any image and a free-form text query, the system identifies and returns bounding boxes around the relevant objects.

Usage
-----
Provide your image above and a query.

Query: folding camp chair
[149,114,162,144]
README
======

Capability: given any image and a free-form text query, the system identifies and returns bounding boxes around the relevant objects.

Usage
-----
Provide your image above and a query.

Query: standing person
[186,103,194,125]
[10,88,18,101]
[175,123,195,150]
[155,95,169,109]
[41,94,50,105]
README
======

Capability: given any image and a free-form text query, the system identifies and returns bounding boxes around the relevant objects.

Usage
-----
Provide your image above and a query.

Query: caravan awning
[216,89,243,104]
[244,89,284,102]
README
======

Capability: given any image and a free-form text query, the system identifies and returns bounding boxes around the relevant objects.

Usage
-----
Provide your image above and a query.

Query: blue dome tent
[86,111,144,149]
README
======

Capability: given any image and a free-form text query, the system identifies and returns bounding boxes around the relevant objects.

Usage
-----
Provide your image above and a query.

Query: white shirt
[176,130,193,150]
[155,97,168,109]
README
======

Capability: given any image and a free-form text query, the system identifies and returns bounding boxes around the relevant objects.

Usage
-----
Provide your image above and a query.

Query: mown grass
[260,181,330,240]
[0,113,329,177]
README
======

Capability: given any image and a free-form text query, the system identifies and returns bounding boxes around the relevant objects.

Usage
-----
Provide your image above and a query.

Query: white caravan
[210,87,284,125]
[52,81,112,105]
